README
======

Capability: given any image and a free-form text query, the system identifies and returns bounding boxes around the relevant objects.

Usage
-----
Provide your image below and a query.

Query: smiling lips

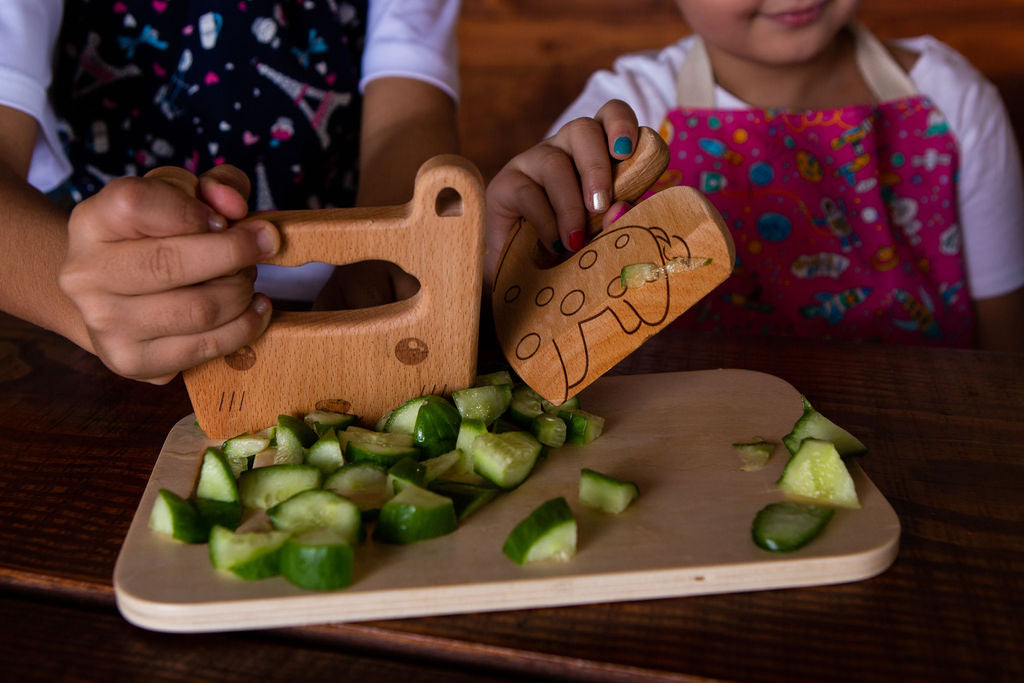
[763,1,828,27]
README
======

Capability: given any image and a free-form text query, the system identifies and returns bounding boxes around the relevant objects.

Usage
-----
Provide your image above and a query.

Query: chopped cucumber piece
[344,429,420,468]
[530,413,566,448]
[503,497,578,564]
[275,414,317,464]
[421,450,462,482]
[475,370,514,387]
[221,430,272,476]
[237,464,322,509]
[428,480,500,522]
[195,447,239,503]
[732,438,775,472]
[456,418,488,456]
[777,438,861,509]
[382,397,424,434]
[507,387,544,428]
[578,469,639,513]
[303,409,357,436]
[413,396,462,458]
[452,384,512,425]
[374,485,458,544]
[323,462,393,513]
[555,407,605,445]
[752,501,835,552]
[279,529,354,591]
[472,431,543,489]
[783,396,867,456]
[267,489,363,544]
[194,498,242,531]
[305,427,345,474]
[388,456,427,493]
[149,489,207,543]
[621,257,712,289]
[208,525,290,580]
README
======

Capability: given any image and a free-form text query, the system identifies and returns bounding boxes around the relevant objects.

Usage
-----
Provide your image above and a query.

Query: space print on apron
[652,24,974,346]
[50,0,367,212]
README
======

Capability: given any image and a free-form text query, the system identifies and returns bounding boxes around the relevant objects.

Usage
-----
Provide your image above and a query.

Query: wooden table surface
[1,309,1022,682]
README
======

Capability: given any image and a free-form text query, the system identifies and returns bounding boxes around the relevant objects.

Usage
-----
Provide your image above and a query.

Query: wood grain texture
[2,310,1022,681]
[114,370,897,632]
[183,155,485,438]
[493,184,734,403]
[458,0,1024,181]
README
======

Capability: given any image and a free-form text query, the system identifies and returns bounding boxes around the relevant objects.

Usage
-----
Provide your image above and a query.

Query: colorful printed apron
[50,0,367,212]
[653,25,973,346]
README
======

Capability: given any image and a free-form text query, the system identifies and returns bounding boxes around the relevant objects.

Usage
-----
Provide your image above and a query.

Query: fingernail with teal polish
[552,239,566,254]
[613,136,632,155]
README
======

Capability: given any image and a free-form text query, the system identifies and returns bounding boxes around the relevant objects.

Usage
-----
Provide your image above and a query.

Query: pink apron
[652,25,974,346]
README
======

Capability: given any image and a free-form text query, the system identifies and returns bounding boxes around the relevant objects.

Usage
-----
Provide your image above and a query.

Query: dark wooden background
[457,0,1024,181]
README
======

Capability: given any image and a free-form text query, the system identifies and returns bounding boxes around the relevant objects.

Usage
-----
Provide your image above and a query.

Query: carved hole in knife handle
[435,187,463,217]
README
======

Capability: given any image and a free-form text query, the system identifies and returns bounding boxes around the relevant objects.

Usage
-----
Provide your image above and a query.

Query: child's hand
[484,99,639,283]
[58,165,281,384]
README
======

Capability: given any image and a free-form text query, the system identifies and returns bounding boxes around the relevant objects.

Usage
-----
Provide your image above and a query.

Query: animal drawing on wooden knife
[492,128,735,404]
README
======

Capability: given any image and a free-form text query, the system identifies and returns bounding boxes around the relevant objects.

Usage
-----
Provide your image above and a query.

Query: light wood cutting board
[114,369,900,633]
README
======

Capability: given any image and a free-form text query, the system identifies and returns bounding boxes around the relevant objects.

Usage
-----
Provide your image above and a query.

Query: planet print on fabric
[757,213,792,242]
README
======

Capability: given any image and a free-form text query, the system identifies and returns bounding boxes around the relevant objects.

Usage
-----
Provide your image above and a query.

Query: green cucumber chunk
[208,525,290,580]
[506,387,544,428]
[472,431,543,489]
[267,488,363,544]
[428,480,500,522]
[237,464,322,509]
[452,384,512,425]
[323,462,393,513]
[783,396,867,456]
[344,428,420,468]
[475,370,514,387]
[279,529,355,591]
[578,468,639,514]
[382,397,425,435]
[221,430,272,477]
[555,408,605,445]
[456,419,488,456]
[731,439,776,472]
[777,438,861,509]
[275,414,317,464]
[374,484,458,544]
[503,497,578,564]
[195,447,239,503]
[530,413,567,448]
[421,450,463,482]
[149,489,207,543]
[752,502,835,552]
[303,409,357,436]
[388,456,427,493]
[413,396,462,458]
[194,498,242,531]
[305,427,345,474]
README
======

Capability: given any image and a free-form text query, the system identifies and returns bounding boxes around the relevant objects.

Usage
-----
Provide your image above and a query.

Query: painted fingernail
[591,190,609,213]
[552,239,566,254]
[208,213,227,232]
[613,136,632,155]
[568,229,585,252]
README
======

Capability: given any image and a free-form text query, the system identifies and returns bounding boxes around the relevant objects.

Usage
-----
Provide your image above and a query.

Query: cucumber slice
[752,501,835,552]
[777,438,861,509]
[421,450,462,482]
[267,489,363,544]
[323,462,393,513]
[502,497,577,564]
[305,428,345,474]
[275,414,317,464]
[471,431,543,489]
[530,413,566,448]
[374,484,458,544]
[783,396,867,456]
[475,369,514,387]
[620,262,660,289]
[237,464,322,509]
[195,447,239,503]
[388,456,427,493]
[303,409,357,436]
[208,525,290,580]
[452,384,512,425]
[382,397,426,435]
[412,396,462,458]
[555,407,605,445]
[428,480,500,522]
[732,438,775,472]
[456,418,488,455]
[506,387,544,428]
[194,498,242,531]
[221,430,272,477]
[344,429,420,468]
[578,468,639,513]
[149,489,207,543]
[279,529,355,591]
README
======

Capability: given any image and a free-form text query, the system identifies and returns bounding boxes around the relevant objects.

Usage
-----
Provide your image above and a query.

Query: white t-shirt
[550,34,1024,300]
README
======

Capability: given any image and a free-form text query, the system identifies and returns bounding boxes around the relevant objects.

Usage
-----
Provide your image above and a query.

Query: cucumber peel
[503,497,577,564]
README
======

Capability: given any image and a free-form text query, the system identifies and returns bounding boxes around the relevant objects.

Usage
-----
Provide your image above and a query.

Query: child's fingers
[97,294,273,384]
[553,117,617,217]
[487,164,562,252]
[594,99,640,160]
[601,200,633,230]
[197,164,252,221]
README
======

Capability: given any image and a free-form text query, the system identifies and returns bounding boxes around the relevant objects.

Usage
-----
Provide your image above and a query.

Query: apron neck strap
[675,22,918,108]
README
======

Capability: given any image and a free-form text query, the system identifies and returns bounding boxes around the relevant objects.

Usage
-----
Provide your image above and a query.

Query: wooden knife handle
[586,126,670,235]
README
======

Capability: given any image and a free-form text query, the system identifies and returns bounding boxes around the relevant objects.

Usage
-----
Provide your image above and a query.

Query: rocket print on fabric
[800,288,872,325]
[888,288,941,338]
[832,119,872,186]
[815,198,862,251]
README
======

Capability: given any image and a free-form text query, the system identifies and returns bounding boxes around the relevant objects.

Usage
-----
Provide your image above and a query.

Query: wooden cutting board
[114,369,900,633]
